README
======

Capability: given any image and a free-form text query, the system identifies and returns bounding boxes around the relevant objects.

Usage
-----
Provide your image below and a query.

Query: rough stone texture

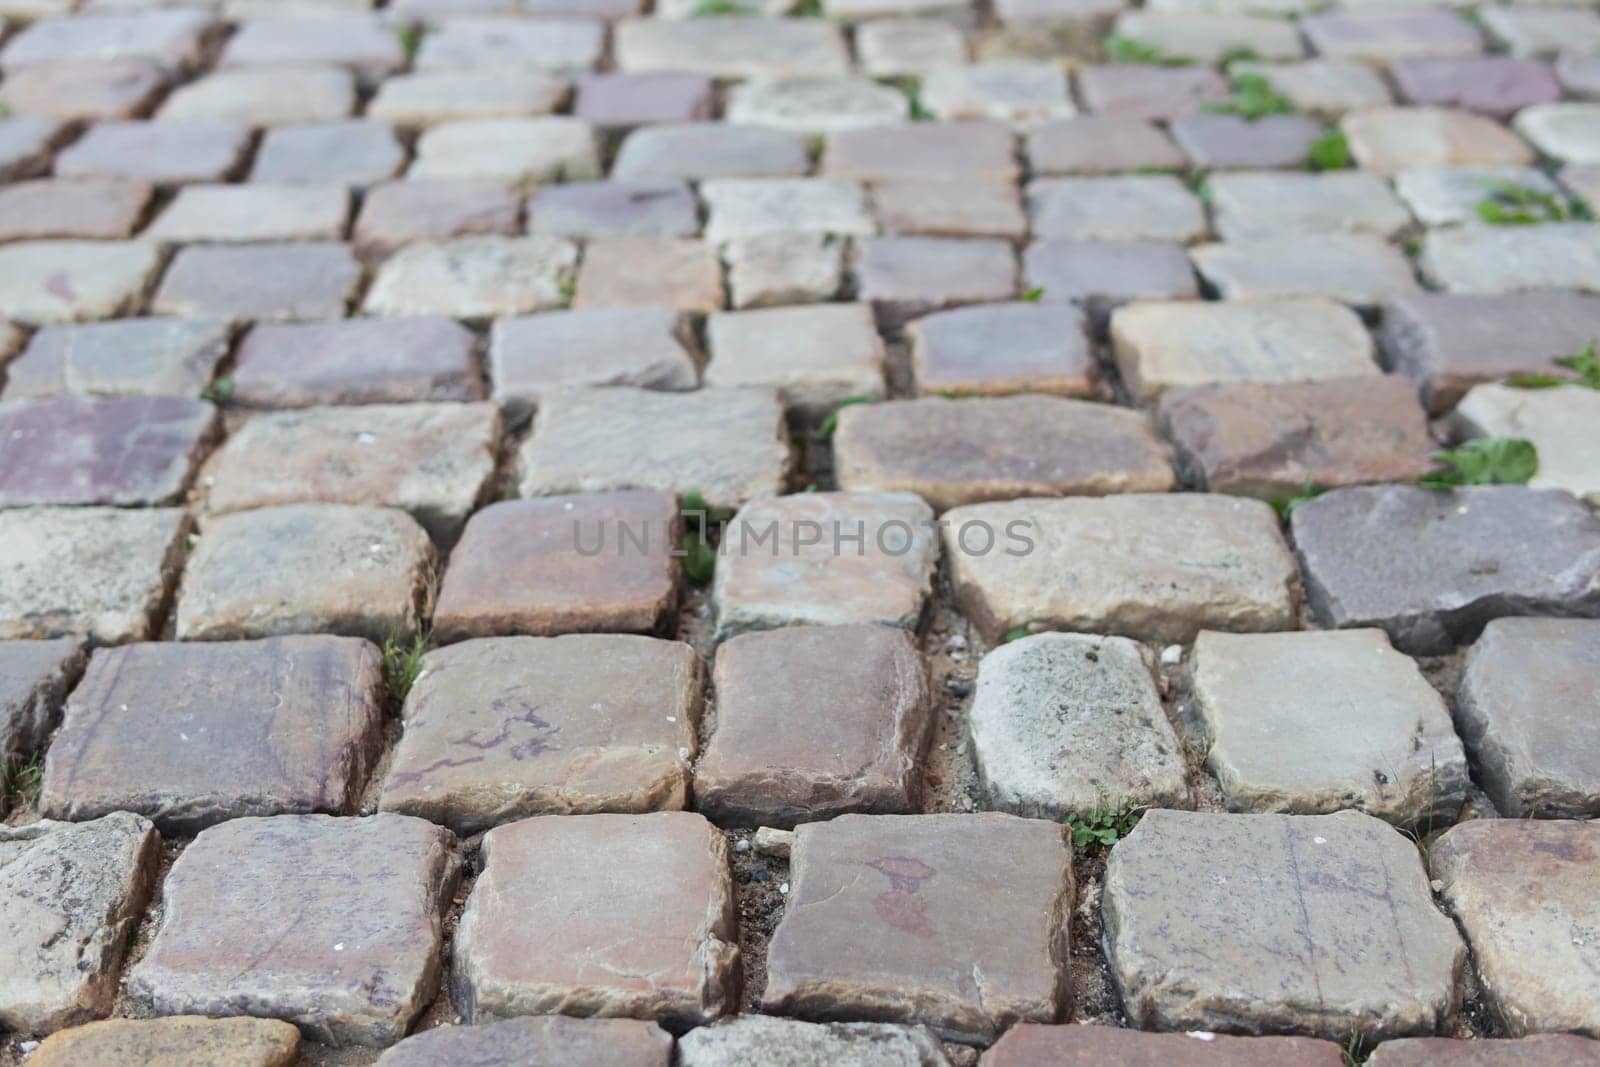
[985,1026,1347,1066]
[0,638,82,764]
[724,233,846,309]
[907,302,1098,398]
[702,178,874,244]
[368,72,568,127]
[615,18,850,79]
[158,67,356,127]
[0,507,190,645]
[517,387,791,512]
[1451,383,1600,505]
[943,494,1297,644]
[1023,240,1199,330]
[1419,224,1600,296]
[38,637,384,835]
[704,304,885,418]
[1207,171,1413,241]
[380,635,701,834]
[353,180,522,257]
[1076,64,1227,120]
[377,1017,673,1067]
[856,18,966,78]
[1432,820,1600,1038]
[0,240,162,325]
[1,11,216,72]
[1104,809,1464,1040]
[0,178,152,241]
[696,625,932,828]
[0,396,216,508]
[0,60,167,122]
[1157,376,1435,498]
[874,180,1027,240]
[1170,113,1321,170]
[1300,10,1483,62]
[1027,117,1184,175]
[153,242,362,323]
[491,307,697,420]
[726,76,908,134]
[1027,175,1205,242]
[434,494,680,642]
[230,318,483,410]
[128,814,460,1047]
[366,236,577,319]
[55,121,251,184]
[451,812,738,1027]
[27,1017,301,1067]
[612,123,810,182]
[853,237,1017,331]
[146,182,349,243]
[1367,1036,1600,1067]
[713,492,938,640]
[410,118,600,183]
[825,122,1019,185]
[681,1017,948,1066]
[530,180,700,240]
[573,238,725,313]
[1391,56,1561,117]
[1393,165,1559,228]
[1456,618,1600,819]
[763,812,1071,1045]
[920,61,1075,127]
[834,395,1174,510]
[0,813,159,1035]
[4,319,230,401]
[1291,486,1600,655]
[1190,234,1420,309]
[970,632,1188,819]
[251,120,405,186]
[575,72,714,131]
[176,504,435,644]
[1342,107,1534,173]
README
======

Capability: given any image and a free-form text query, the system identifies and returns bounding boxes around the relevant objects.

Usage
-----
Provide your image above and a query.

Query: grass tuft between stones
[1,755,43,814]
[1418,437,1538,490]
[1063,791,1144,852]
[382,629,431,705]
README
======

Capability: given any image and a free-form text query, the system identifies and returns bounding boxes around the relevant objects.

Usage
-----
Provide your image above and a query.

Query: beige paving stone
[152,242,362,322]
[365,236,578,318]
[1342,107,1533,173]
[696,625,932,828]
[1207,171,1412,240]
[353,180,521,257]
[726,76,909,134]
[1,10,216,72]
[0,60,167,122]
[724,233,846,309]
[825,121,1019,184]
[985,1025,1346,1065]
[380,635,701,833]
[681,1017,947,1066]
[1419,223,1600,294]
[1450,383,1600,505]
[713,491,938,640]
[615,17,850,78]
[1391,56,1559,119]
[857,18,967,77]
[229,318,483,410]
[176,504,435,644]
[908,302,1098,398]
[410,117,600,183]
[921,61,1074,127]
[27,1017,301,1067]
[54,120,252,185]
[1366,1035,1600,1067]
[1026,175,1207,242]
[220,15,404,83]
[704,303,885,418]
[369,72,568,126]
[943,494,1297,644]
[1514,103,1600,165]
[573,238,725,312]
[0,240,162,325]
[377,1017,672,1067]
[612,123,810,182]
[763,812,1071,1045]
[451,812,738,1027]
[157,66,356,126]
[701,178,875,244]
[0,179,152,241]
[1113,11,1305,62]
[1392,164,1559,228]
[145,184,349,243]
[250,121,406,187]
[1190,234,1420,308]
[1432,820,1600,1037]
[0,638,82,765]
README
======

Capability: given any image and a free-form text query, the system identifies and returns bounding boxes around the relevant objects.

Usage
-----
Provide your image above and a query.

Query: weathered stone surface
[1431,820,1600,1037]
[0,507,190,644]
[415,15,602,73]
[612,123,810,181]
[727,76,908,134]
[147,183,349,243]
[853,237,1017,330]
[1291,486,1600,655]
[615,18,849,79]
[1113,11,1303,62]
[0,178,152,241]
[763,812,1071,1044]
[575,72,714,131]
[28,1017,301,1067]
[1229,59,1391,117]
[0,638,82,763]
[410,117,600,183]
[1391,56,1561,117]
[1451,384,1600,505]
[985,1026,1347,1066]
[491,308,697,420]
[1,11,215,72]
[1420,223,1600,295]
[907,302,1097,398]
[177,504,435,643]
[4,319,232,403]
[0,813,158,1034]
[724,232,845,309]
[702,178,874,244]
[971,632,1187,819]
[128,814,460,1047]
[1022,240,1199,330]
[158,67,356,126]
[381,635,700,833]
[39,636,383,834]
[434,494,680,642]
[1207,171,1412,241]
[705,304,885,418]
[0,240,162,325]
[1456,618,1600,819]
[365,236,577,318]
[0,396,216,507]
[1393,165,1558,228]
[713,492,938,639]
[55,120,251,184]
[1367,1035,1600,1067]
[944,494,1297,644]
[451,812,738,1027]
[353,180,521,257]
[517,387,791,511]
[1103,809,1464,1040]
[857,18,966,78]
[826,122,1019,185]
[530,180,699,240]
[696,625,932,827]
[220,15,403,82]
[1170,113,1321,170]
[874,180,1026,240]
[1158,376,1434,497]
[369,72,567,127]
[921,61,1075,126]
[681,1017,947,1066]
[1342,107,1533,173]
[1027,175,1206,242]
[835,395,1173,510]
[1190,234,1419,309]
[153,242,362,323]
[573,238,725,312]
[0,60,167,122]
[1027,116,1184,175]
[1301,10,1483,62]
[1076,64,1227,120]
[252,120,405,186]
[231,318,483,410]
[377,1017,673,1067]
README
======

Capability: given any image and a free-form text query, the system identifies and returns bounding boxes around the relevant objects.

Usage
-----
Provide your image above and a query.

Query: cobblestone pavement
[2,0,1600,1065]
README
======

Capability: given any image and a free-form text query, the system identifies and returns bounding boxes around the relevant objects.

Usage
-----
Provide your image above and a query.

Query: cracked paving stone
[704,303,885,419]
[353,180,522,257]
[0,178,153,242]
[27,1017,301,1067]
[1190,234,1420,309]
[153,242,362,323]
[611,123,810,182]
[54,121,252,185]
[680,1016,948,1066]
[0,638,82,764]
[573,237,726,313]
[984,1025,1347,1065]
[1367,1035,1600,1067]
[907,302,1098,398]
[38,636,383,835]
[1451,383,1600,505]
[364,236,578,319]
[0,240,163,325]
[376,1016,672,1067]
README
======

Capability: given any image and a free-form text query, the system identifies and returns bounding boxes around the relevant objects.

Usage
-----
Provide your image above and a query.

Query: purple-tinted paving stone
[1112,12,1305,63]
[1451,383,1600,505]
[0,116,67,180]
[1432,820,1600,1037]
[366,236,577,318]
[615,18,849,79]
[1368,1036,1600,1067]
[919,61,1075,127]
[157,67,356,127]
[1158,376,1432,498]
[1380,290,1600,414]
[219,16,404,84]
[0,179,152,241]
[1027,175,1205,242]
[1515,103,1600,165]
[681,1017,946,1066]
[1456,618,1600,818]
[0,813,159,1035]
[4,316,228,402]
[874,179,1019,236]
[153,243,361,323]
[377,1017,672,1067]
[1391,56,1560,117]
[0,507,190,644]
[575,72,713,131]
[380,635,701,833]
[176,504,435,643]
[128,814,459,1047]
[0,396,216,508]
[985,1025,1346,1066]
[835,395,1174,510]
[0,638,82,764]
[704,303,885,418]
[724,76,908,135]
[573,238,724,313]
[38,636,383,834]
[352,180,520,257]
[943,494,1297,645]
[612,123,810,182]
[696,625,932,828]
[763,812,1072,1044]
[1302,10,1483,62]
[1170,113,1322,169]
[414,16,603,74]
[701,179,872,244]
[367,72,568,127]
[713,492,938,639]
[28,1018,300,1067]
[856,18,966,79]
[0,240,163,326]
[853,237,1016,330]
[146,184,350,243]
[1420,223,1600,295]
[54,121,251,184]
[1023,239,1198,331]
[433,493,680,642]
[451,812,738,1026]
[1228,59,1392,118]
[517,387,791,511]
[724,233,846,310]
[1291,485,1600,654]
[489,307,698,421]
[908,302,1098,398]
[204,403,500,544]
[1190,234,1419,309]
[1077,64,1227,119]
[410,117,600,183]
[230,318,482,410]
[530,180,700,239]
[1027,116,1184,175]
[251,121,405,186]
[0,11,216,73]
[1483,8,1600,59]
[823,121,1019,184]
[1342,107,1533,173]
[0,60,167,122]
[1104,810,1463,1039]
